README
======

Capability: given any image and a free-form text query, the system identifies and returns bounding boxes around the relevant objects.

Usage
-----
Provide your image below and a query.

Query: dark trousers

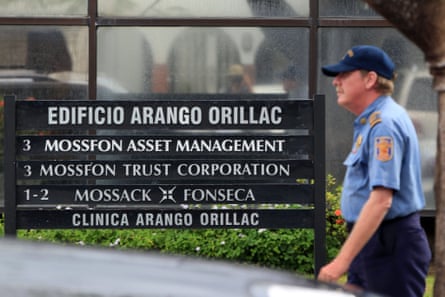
[346,213,431,297]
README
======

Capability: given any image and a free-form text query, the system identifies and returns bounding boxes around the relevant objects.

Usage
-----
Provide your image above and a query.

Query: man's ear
[365,71,378,89]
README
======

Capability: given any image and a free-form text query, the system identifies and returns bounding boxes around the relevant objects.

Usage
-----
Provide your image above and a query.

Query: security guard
[318,45,431,297]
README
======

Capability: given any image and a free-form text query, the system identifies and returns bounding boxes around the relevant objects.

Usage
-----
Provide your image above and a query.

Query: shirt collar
[354,95,389,126]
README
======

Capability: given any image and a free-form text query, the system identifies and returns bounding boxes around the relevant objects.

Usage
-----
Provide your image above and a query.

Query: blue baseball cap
[321,45,395,80]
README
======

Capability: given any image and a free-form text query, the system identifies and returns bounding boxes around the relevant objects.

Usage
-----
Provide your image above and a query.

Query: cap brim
[321,63,357,77]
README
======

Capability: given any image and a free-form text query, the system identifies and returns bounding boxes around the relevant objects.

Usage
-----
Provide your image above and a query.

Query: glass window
[319,0,381,17]
[318,27,437,211]
[0,26,88,100]
[99,0,309,18]
[0,0,87,17]
[97,27,309,98]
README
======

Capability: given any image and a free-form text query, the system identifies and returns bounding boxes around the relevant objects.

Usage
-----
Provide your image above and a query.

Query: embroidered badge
[346,49,354,58]
[369,111,382,127]
[375,136,393,162]
[342,49,354,60]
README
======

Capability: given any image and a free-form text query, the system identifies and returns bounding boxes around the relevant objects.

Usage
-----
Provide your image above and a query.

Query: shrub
[325,175,348,260]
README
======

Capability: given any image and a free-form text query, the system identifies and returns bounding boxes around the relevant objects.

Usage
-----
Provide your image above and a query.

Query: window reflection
[98,0,309,18]
[0,0,87,16]
[319,0,380,17]
[0,26,88,100]
[97,27,309,98]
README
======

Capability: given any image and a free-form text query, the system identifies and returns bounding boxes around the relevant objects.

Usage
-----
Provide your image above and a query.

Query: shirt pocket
[343,150,369,185]
[343,151,362,167]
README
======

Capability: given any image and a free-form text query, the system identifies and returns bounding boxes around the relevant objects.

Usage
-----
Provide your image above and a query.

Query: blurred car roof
[0,238,384,297]
[0,69,128,100]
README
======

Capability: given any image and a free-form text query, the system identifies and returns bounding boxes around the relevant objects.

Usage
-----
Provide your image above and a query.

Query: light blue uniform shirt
[341,96,425,222]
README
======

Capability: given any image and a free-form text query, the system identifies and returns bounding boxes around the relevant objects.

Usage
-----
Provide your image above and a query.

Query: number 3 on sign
[23,165,32,177]
[22,139,31,152]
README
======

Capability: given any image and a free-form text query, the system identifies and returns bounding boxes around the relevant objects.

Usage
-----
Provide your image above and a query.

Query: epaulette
[369,111,382,127]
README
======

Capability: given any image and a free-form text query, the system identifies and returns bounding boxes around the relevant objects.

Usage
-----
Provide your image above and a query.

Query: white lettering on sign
[40,163,116,177]
[175,138,285,153]
[208,106,282,125]
[126,139,172,152]
[122,163,171,177]
[48,106,125,125]
[135,212,193,227]
[130,106,202,125]
[72,212,130,227]
[71,212,260,227]
[183,188,255,202]
[200,212,260,226]
[74,188,152,203]
[43,138,285,153]
[45,138,123,152]
[47,105,285,126]
[177,163,290,177]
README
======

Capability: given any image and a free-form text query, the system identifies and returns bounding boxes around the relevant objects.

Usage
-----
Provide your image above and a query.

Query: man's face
[332,70,367,112]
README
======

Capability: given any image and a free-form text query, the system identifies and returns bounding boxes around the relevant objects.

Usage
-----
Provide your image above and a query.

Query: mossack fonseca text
[47,104,283,126]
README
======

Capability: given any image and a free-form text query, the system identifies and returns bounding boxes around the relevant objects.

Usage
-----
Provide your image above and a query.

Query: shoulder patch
[375,136,393,162]
[369,111,382,127]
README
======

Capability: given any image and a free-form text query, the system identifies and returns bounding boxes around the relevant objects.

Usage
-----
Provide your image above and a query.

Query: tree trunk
[435,88,445,297]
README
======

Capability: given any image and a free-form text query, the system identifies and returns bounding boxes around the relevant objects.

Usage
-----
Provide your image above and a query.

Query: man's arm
[317,187,393,282]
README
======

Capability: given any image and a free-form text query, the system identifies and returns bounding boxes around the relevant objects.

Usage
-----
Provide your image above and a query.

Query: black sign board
[16,134,312,158]
[16,209,314,229]
[16,159,313,181]
[4,95,325,273]
[15,99,313,130]
[16,184,313,206]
